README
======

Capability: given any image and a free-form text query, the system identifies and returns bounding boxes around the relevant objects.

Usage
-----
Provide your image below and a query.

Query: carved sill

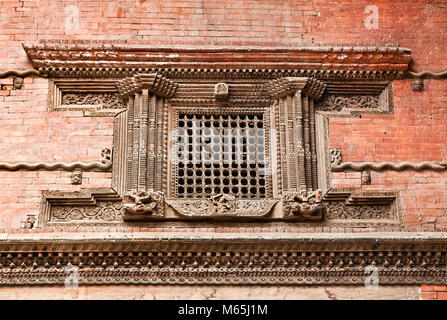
[166,198,278,220]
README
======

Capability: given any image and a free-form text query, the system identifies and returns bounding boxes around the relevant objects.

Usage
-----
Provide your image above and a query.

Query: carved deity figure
[209,193,236,214]
[214,82,229,100]
[283,189,325,220]
[123,191,164,216]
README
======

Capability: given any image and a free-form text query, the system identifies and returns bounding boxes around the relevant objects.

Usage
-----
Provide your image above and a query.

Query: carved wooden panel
[48,79,125,116]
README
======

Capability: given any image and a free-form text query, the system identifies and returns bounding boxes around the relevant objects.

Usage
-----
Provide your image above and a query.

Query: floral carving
[167,195,277,218]
[283,189,325,220]
[325,201,391,220]
[316,94,378,111]
[52,201,123,222]
[62,93,126,109]
[123,191,165,217]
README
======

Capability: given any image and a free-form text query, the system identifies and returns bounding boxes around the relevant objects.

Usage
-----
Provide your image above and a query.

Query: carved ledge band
[332,161,447,172]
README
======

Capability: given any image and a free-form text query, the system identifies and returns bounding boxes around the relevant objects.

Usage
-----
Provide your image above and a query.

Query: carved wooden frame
[27,44,412,225]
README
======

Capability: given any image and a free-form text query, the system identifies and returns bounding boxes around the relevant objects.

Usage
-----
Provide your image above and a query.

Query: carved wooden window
[28,45,409,226]
[110,74,332,220]
[172,110,271,199]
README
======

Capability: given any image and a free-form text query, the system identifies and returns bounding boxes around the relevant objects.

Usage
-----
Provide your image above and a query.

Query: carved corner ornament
[166,194,278,219]
[283,189,325,221]
[330,149,342,167]
[123,190,165,220]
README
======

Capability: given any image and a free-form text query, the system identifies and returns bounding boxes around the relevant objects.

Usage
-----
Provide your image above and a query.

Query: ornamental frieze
[0,234,445,285]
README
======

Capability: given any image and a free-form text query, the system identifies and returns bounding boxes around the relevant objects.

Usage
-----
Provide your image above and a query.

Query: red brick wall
[421,285,447,300]
[0,0,446,300]
[0,1,445,229]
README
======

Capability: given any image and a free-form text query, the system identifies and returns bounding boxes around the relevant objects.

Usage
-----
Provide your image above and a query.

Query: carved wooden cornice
[23,43,411,79]
[0,233,446,285]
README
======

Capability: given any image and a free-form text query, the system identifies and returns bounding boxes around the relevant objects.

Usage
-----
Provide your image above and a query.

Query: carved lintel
[167,195,278,219]
[116,73,178,99]
[344,190,397,205]
[282,189,325,220]
[123,191,165,220]
[0,234,446,285]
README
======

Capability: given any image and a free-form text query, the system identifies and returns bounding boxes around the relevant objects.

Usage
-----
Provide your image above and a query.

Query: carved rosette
[123,191,165,219]
[282,189,325,221]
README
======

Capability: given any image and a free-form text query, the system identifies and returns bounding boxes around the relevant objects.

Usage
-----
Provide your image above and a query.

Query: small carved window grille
[174,112,271,199]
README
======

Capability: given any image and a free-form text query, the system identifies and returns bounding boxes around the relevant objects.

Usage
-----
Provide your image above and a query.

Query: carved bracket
[283,189,325,221]
[123,191,165,220]
[267,77,326,99]
[116,73,178,99]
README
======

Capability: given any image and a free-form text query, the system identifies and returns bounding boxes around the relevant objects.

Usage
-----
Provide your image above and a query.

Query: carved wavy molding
[332,161,447,172]
[408,71,447,79]
[0,69,41,78]
[0,160,111,172]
